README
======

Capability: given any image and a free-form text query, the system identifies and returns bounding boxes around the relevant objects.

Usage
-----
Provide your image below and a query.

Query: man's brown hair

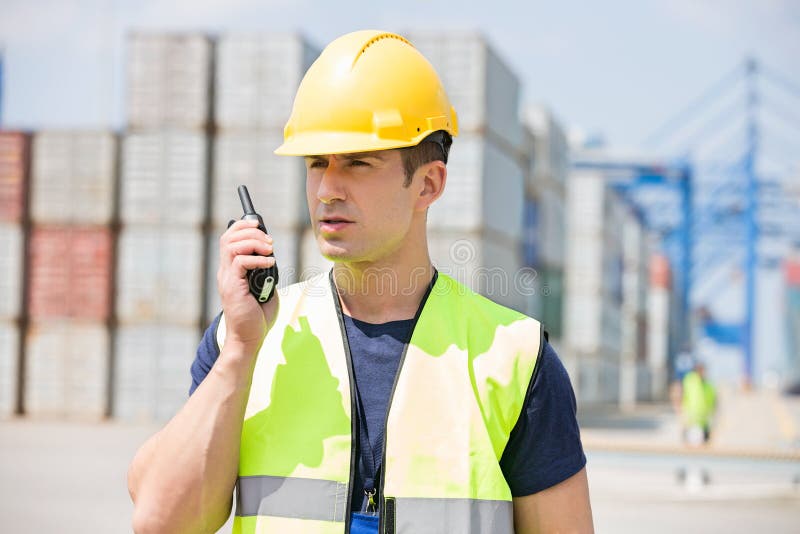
[399,131,452,187]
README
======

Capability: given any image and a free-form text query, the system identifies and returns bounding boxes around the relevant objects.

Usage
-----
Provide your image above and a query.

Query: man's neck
[332,259,435,324]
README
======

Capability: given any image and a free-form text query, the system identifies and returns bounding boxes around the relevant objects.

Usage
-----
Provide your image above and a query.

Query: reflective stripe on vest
[220,271,542,534]
[236,475,348,521]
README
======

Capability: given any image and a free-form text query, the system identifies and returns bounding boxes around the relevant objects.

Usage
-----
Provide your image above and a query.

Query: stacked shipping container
[406,32,527,312]
[564,170,626,404]
[784,254,800,385]
[211,35,318,322]
[618,207,650,408]
[114,34,211,421]
[647,254,672,400]
[25,131,116,418]
[522,107,569,351]
[0,132,29,416]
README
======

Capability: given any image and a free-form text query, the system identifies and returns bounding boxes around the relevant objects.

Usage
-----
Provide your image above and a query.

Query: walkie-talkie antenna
[238,185,256,215]
[234,184,278,303]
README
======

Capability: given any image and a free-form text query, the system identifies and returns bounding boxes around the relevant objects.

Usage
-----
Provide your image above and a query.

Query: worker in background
[681,362,717,446]
[127,30,593,533]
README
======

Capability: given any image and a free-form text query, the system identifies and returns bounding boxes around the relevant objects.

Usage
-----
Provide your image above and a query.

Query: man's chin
[318,241,357,262]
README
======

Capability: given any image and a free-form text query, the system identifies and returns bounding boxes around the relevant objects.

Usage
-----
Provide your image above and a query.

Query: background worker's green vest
[682,371,716,427]
[218,271,543,534]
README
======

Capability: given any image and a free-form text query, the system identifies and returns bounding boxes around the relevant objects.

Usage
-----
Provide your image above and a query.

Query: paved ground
[1,387,798,533]
[588,450,800,533]
[580,385,800,457]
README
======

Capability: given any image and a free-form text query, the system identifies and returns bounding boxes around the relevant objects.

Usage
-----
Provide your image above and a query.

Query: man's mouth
[318,218,353,232]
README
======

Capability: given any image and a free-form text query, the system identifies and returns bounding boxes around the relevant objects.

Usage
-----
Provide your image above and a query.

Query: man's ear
[414,160,447,212]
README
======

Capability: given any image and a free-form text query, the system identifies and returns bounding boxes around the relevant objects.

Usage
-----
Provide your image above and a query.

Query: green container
[539,266,563,339]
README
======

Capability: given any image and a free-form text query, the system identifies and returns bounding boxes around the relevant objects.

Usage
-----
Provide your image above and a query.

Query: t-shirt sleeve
[189,313,222,396]
[499,341,586,496]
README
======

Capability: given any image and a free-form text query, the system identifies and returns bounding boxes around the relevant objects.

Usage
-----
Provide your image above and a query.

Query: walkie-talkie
[238,185,279,303]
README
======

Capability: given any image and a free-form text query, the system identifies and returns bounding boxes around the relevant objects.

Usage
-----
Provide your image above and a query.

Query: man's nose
[316,159,347,204]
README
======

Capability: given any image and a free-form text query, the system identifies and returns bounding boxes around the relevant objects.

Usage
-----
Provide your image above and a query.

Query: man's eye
[308,160,327,169]
[350,160,369,167]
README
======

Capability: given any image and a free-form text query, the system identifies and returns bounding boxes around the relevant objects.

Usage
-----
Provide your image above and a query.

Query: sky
[0,0,798,152]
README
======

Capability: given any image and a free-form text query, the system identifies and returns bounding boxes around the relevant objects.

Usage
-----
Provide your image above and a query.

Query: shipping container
[28,226,113,321]
[786,285,800,384]
[647,285,670,399]
[619,361,637,409]
[575,356,619,405]
[0,131,30,223]
[212,132,308,228]
[428,230,525,312]
[0,223,23,319]
[784,256,800,287]
[565,171,605,233]
[0,321,19,416]
[522,199,538,268]
[116,227,204,326]
[127,34,212,129]
[113,324,198,421]
[204,225,301,322]
[523,106,570,192]
[619,361,654,408]
[300,227,333,281]
[539,266,564,340]
[563,170,628,404]
[24,320,109,418]
[428,133,524,241]
[407,32,524,154]
[636,362,652,402]
[120,132,208,226]
[215,34,319,130]
[31,131,116,225]
[565,234,605,294]
[536,184,567,268]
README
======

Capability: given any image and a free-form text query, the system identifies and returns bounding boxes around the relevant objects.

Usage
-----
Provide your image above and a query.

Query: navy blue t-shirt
[190,312,586,526]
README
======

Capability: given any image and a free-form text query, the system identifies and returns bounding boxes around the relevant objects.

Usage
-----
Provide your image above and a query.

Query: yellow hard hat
[275,30,458,156]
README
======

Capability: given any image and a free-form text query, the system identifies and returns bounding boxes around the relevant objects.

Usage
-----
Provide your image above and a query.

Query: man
[681,362,717,445]
[128,30,593,533]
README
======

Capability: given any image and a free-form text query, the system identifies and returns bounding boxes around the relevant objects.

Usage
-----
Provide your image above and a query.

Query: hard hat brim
[274,131,430,157]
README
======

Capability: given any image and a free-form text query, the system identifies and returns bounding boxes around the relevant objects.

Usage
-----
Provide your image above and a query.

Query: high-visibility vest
[682,371,716,427]
[217,271,542,534]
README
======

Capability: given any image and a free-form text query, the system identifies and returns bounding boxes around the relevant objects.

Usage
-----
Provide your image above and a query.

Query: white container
[216,34,319,130]
[566,170,605,236]
[564,292,603,355]
[428,230,525,312]
[565,234,604,294]
[300,227,334,281]
[117,227,204,325]
[127,34,211,129]
[31,131,116,225]
[523,106,569,192]
[205,225,301,322]
[428,133,524,241]
[121,132,208,226]
[25,320,109,418]
[212,132,308,228]
[0,322,19,416]
[574,356,620,405]
[113,324,199,421]
[636,362,652,402]
[647,286,670,372]
[564,169,628,361]
[0,224,23,319]
[537,184,566,268]
[407,32,524,153]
